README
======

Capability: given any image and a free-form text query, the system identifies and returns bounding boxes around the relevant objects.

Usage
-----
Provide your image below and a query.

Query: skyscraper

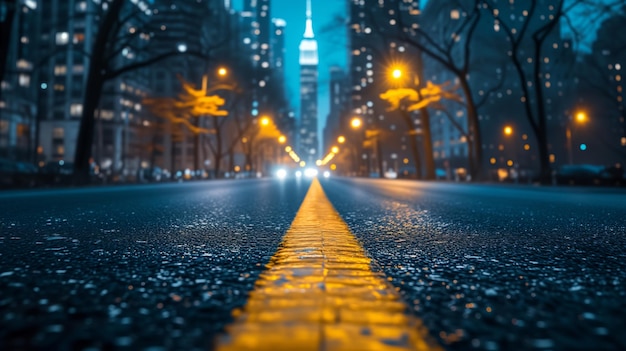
[298,0,318,164]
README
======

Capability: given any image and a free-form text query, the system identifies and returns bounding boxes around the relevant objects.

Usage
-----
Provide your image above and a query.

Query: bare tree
[379,0,489,180]
[144,76,235,178]
[483,0,626,183]
[73,0,228,184]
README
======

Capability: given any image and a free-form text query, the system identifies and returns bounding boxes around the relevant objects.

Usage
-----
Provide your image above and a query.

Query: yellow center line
[215,178,442,351]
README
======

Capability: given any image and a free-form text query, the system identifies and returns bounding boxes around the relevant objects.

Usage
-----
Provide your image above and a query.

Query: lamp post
[350,117,363,176]
[388,65,435,180]
[503,125,518,183]
[566,111,587,165]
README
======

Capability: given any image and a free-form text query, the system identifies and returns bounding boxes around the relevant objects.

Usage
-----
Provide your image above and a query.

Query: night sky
[233,0,348,146]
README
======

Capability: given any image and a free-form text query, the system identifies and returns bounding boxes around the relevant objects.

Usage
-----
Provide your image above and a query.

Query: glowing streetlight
[337,135,346,144]
[351,117,362,129]
[391,68,403,80]
[260,116,270,126]
[278,135,287,144]
[217,67,228,77]
[504,126,513,136]
[331,146,339,154]
[567,110,589,164]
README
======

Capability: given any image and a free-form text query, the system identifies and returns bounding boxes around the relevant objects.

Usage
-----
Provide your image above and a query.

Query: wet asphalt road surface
[323,178,626,351]
[1,177,626,350]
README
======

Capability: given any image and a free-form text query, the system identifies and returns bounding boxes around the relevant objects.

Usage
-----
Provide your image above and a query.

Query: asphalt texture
[0,179,310,350]
[322,178,626,351]
[1,177,626,350]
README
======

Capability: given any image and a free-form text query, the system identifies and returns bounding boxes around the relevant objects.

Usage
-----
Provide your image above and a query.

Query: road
[1,178,625,350]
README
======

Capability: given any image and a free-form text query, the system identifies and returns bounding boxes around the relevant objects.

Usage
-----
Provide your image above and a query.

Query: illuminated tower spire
[298,0,319,163]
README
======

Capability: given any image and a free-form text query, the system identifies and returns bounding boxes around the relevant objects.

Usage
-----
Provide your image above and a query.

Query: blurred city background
[1,0,625,188]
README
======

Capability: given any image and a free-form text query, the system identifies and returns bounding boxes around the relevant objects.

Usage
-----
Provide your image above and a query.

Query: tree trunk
[420,108,436,180]
[375,135,384,178]
[401,109,422,179]
[212,117,222,178]
[74,77,104,184]
[0,0,17,99]
[74,0,124,184]
[459,78,484,181]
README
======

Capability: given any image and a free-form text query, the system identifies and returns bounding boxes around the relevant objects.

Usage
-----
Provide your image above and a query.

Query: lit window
[54,65,67,76]
[53,128,64,138]
[16,59,32,69]
[451,9,460,19]
[19,74,30,87]
[55,32,69,45]
[70,104,83,116]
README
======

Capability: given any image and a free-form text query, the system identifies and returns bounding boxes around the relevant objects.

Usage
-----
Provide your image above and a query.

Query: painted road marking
[216,178,442,351]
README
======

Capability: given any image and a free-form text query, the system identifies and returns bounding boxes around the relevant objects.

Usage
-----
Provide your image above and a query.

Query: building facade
[298,0,319,165]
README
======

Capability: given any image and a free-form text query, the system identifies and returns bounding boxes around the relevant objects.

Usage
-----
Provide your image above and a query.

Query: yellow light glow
[260,116,270,126]
[351,117,362,129]
[285,146,292,152]
[391,68,402,79]
[234,165,241,172]
[507,160,513,167]
[316,160,322,166]
[278,135,287,144]
[299,161,306,167]
[242,137,248,143]
[331,146,339,154]
[217,67,228,76]
[524,144,530,151]
[337,136,346,144]
[403,158,409,164]
[504,126,513,136]
[330,164,337,171]
[490,157,496,165]
[550,154,556,163]
[575,112,587,123]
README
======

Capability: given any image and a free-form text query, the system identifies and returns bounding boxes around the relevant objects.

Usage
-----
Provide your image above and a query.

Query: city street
[1,178,625,350]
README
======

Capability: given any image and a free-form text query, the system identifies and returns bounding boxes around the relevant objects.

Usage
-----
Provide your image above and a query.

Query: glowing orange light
[351,117,362,129]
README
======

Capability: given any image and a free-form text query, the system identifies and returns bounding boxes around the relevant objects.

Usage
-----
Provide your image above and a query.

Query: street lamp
[217,67,228,77]
[350,117,362,129]
[566,111,588,164]
[503,126,513,136]
[260,116,271,127]
[278,135,286,144]
[337,135,346,144]
[391,68,402,80]
[503,125,518,182]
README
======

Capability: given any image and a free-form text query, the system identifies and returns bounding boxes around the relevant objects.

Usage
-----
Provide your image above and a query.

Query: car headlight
[276,169,287,179]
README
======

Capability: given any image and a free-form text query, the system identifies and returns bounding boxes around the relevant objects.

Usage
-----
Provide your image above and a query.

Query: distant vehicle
[40,160,75,185]
[0,158,39,188]
[138,167,163,182]
[555,164,623,186]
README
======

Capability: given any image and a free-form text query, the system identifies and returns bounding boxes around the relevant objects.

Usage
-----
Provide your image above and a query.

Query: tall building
[348,0,419,177]
[0,0,39,161]
[298,0,318,164]
[323,66,348,155]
